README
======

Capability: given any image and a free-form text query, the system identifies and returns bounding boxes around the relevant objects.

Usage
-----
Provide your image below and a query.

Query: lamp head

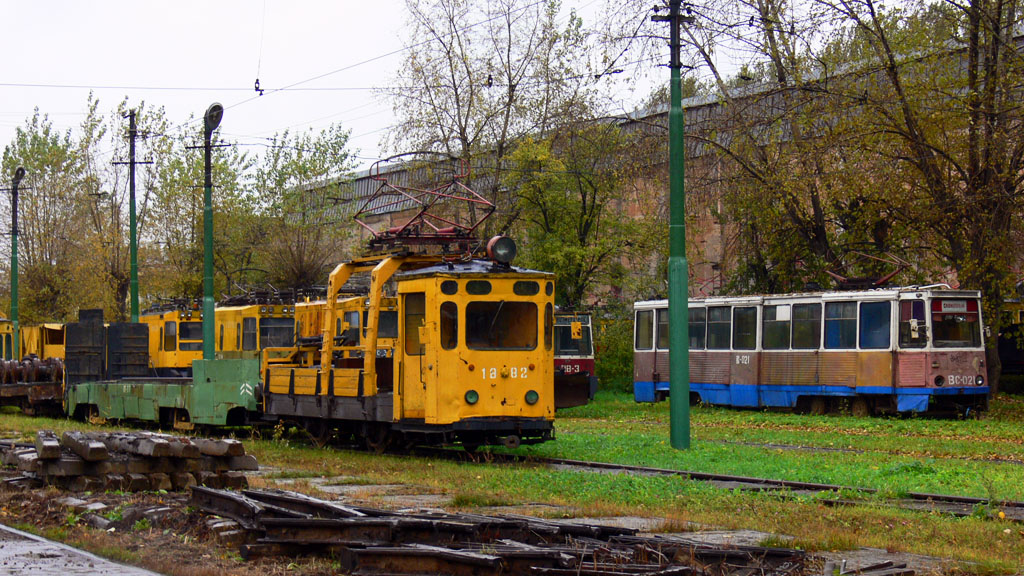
[204,103,224,135]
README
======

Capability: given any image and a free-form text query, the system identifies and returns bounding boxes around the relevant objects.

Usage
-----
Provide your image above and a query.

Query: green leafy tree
[506,122,642,306]
[145,122,253,301]
[252,125,356,289]
[1,110,92,322]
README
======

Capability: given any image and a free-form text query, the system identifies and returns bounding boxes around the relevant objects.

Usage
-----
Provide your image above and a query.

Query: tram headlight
[976,375,985,386]
[525,390,539,405]
[465,390,479,405]
[486,236,517,264]
[934,375,945,387]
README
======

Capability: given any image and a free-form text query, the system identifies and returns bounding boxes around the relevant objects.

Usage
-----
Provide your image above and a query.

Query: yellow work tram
[263,246,556,451]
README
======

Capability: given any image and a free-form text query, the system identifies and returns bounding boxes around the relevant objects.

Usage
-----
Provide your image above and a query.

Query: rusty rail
[191,487,813,576]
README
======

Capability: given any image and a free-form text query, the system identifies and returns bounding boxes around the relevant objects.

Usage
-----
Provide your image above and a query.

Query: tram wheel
[303,419,334,448]
[809,397,828,416]
[363,425,393,454]
[851,397,871,418]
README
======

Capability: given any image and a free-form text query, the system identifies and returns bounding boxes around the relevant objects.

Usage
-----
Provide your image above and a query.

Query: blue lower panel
[633,381,989,413]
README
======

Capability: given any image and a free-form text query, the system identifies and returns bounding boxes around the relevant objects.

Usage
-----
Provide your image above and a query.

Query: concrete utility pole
[653,0,692,449]
[10,167,25,361]
[202,103,224,361]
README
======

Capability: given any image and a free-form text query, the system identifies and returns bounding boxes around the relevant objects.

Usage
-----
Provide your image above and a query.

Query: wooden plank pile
[192,486,812,576]
[1,430,257,492]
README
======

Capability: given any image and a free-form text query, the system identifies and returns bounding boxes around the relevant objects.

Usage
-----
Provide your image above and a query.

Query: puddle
[0,523,161,575]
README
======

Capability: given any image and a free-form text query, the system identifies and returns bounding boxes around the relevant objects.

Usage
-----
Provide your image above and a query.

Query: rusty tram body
[633,286,989,415]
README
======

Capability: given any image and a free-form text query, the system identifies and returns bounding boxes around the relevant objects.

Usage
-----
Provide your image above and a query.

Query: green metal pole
[128,110,139,322]
[202,103,223,361]
[665,0,691,449]
[10,167,24,361]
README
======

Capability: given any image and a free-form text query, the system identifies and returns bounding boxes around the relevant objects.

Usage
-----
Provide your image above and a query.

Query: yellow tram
[262,241,556,450]
[141,302,295,376]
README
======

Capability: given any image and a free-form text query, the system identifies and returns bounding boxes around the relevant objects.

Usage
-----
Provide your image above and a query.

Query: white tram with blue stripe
[633,286,989,415]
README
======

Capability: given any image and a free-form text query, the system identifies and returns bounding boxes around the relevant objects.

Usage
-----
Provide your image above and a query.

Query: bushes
[594,304,635,393]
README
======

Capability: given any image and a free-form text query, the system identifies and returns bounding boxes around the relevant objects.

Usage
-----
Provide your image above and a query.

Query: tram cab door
[399,292,430,420]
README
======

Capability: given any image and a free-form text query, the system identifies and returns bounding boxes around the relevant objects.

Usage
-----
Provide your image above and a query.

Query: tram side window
[763,305,791,350]
[235,323,241,350]
[545,303,553,351]
[440,302,457,350]
[656,308,670,349]
[404,293,426,356]
[792,304,822,349]
[825,302,857,349]
[379,311,399,338]
[733,306,757,350]
[899,300,927,348]
[707,306,731,349]
[242,318,258,351]
[689,308,706,349]
[164,321,177,351]
[859,301,891,349]
[339,311,360,346]
[635,310,654,350]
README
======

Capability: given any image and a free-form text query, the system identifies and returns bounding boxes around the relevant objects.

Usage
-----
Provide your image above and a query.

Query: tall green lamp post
[654,0,692,449]
[202,103,224,361]
[10,167,25,361]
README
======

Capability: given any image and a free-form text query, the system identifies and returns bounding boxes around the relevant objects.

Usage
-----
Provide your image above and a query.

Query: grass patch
[3,391,1024,571]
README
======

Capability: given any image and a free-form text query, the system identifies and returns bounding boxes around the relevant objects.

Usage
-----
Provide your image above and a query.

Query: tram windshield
[179,321,203,351]
[555,325,592,356]
[466,301,538,350]
[931,298,982,348]
[260,317,295,348]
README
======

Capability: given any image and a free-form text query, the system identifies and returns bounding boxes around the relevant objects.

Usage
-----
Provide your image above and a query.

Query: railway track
[410,448,1024,522]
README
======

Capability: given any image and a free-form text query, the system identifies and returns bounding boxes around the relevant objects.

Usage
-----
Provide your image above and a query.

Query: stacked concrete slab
[2,430,258,492]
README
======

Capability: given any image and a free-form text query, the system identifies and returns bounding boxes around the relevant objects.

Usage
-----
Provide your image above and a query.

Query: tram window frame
[688,308,706,350]
[440,301,458,350]
[707,306,731,350]
[242,318,258,351]
[404,293,426,356]
[465,301,538,350]
[635,310,654,350]
[163,321,177,352]
[762,304,791,350]
[545,303,553,351]
[513,281,540,296]
[378,311,399,338]
[859,301,891,349]
[656,308,670,349]
[219,324,224,350]
[899,300,927,348]
[825,301,857,349]
[931,299,982,348]
[732,306,757,350]
[260,317,295,348]
[792,303,822,349]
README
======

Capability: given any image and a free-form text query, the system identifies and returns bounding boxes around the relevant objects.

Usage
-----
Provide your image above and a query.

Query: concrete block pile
[1,430,258,492]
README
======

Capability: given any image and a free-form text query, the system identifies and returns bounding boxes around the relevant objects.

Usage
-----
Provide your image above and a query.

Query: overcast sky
[0,0,625,172]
